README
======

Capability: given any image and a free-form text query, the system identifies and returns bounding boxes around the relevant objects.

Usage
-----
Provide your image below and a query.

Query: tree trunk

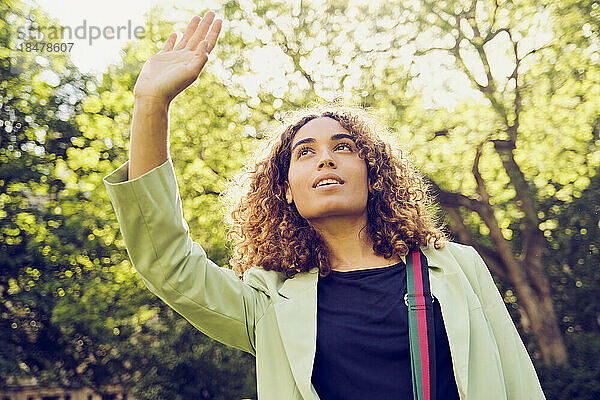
[440,195,569,365]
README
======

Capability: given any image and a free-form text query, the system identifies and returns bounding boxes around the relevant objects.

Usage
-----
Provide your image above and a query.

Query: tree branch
[467,17,496,93]
[445,207,508,281]
[485,0,501,41]
[491,139,540,228]
[483,27,509,44]
[414,46,456,56]
[427,174,525,281]
[472,140,491,204]
[270,27,316,93]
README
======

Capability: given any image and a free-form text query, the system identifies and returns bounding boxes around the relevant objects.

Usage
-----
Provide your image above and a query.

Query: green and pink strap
[405,248,437,400]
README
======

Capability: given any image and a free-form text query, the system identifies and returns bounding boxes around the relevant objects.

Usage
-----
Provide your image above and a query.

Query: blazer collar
[274,246,470,400]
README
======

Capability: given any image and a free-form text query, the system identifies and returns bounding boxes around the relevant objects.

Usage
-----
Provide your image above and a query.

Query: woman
[103,11,546,400]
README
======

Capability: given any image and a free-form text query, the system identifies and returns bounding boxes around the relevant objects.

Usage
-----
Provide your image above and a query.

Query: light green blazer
[103,157,546,400]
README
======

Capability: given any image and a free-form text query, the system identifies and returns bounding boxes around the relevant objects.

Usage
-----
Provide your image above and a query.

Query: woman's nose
[318,157,336,169]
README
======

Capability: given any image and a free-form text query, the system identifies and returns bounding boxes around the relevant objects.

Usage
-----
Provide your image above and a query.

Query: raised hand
[133,12,223,104]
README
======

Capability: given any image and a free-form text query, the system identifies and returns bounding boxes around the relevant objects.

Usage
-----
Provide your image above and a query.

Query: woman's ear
[285,181,293,204]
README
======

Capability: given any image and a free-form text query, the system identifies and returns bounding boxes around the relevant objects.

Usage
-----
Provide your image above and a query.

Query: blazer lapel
[275,268,319,400]
[274,248,471,400]
[422,246,470,398]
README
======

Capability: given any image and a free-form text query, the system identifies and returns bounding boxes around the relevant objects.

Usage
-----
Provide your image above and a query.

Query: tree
[5,0,599,397]
[224,0,597,366]
[534,165,600,398]
[342,0,600,367]
[70,5,259,398]
[1,1,257,398]
[0,0,103,386]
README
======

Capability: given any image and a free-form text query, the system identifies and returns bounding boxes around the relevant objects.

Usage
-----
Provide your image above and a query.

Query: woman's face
[285,117,369,222]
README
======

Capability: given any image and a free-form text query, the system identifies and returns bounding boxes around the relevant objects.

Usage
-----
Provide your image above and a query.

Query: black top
[311,260,460,400]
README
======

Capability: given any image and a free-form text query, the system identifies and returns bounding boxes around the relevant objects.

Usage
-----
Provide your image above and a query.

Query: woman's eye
[296,143,352,158]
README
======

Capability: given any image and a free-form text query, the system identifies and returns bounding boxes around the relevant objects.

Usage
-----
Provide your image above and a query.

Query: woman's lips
[314,182,343,190]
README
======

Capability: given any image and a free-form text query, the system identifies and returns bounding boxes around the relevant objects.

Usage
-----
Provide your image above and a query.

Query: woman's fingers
[191,19,222,56]
[160,32,177,52]
[173,15,202,50]
[204,18,222,54]
[186,12,217,51]
[159,12,219,55]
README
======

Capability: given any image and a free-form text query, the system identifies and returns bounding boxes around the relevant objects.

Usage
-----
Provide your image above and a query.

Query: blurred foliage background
[1,0,599,398]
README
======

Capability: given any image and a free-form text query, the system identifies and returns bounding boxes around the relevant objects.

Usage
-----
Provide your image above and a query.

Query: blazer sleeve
[470,247,546,399]
[103,157,270,356]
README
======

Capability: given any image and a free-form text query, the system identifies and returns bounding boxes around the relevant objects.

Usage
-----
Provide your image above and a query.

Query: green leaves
[3,0,600,397]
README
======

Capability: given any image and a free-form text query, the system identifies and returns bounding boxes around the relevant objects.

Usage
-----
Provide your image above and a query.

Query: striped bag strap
[404,248,437,400]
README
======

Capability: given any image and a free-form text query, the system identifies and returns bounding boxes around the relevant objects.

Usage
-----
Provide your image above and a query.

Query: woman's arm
[104,13,270,355]
[129,98,169,180]
[104,158,270,355]
[470,247,546,399]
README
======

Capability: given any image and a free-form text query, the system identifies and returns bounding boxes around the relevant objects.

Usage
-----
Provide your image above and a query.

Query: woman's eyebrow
[291,133,355,154]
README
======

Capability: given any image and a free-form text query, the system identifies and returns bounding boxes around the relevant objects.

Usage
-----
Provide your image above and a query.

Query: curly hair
[219,101,448,280]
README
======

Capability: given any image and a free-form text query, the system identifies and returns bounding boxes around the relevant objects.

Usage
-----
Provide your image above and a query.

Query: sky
[26,0,552,110]
[31,0,164,76]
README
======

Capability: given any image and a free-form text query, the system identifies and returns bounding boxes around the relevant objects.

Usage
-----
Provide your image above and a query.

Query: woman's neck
[309,214,401,272]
